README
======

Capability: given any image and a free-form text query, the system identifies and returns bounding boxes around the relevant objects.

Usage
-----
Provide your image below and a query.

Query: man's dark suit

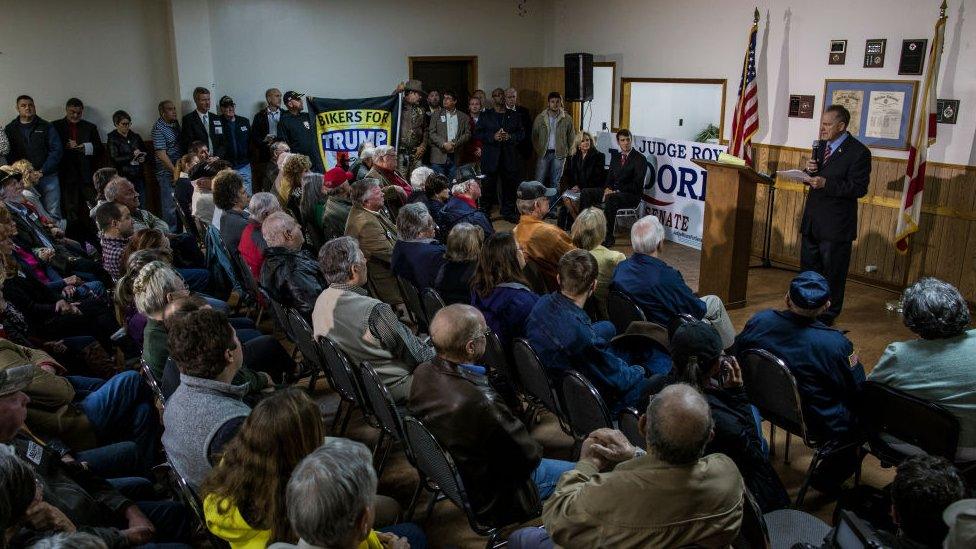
[250,107,281,192]
[603,149,648,244]
[51,118,102,240]
[477,108,524,220]
[800,131,871,322]
[179,110,217,152]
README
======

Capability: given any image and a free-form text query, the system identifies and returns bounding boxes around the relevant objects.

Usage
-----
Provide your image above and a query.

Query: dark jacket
[408,357,542,526]
[606,149,648,196]
[471,282,539,347]
[512,105,533,158]
[734,309,866,441]
[435,260,477,305]
[611,253,706,326]
[391,239,446,290]
[250,107,282,163]
[438,196,494,240]
[51,118,103,193]
[566,150,607,189]
[214,115,251,168]
[276,111,323,172]
[180,110,218,151]
[259,246,325,318]
[477,108,524,172]
[219,209,250,259]
[106,129,148,182]
[801,132,871,242]
[5,116,62,175]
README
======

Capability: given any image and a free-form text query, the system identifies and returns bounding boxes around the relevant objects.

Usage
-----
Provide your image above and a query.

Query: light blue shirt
[826,131,848,155]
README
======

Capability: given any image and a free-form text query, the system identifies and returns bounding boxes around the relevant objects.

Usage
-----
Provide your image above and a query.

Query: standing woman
[107,110,149,207]
[562,131,606,222]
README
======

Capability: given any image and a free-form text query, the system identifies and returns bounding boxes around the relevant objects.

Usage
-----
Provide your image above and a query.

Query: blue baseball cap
[789,271,831,309]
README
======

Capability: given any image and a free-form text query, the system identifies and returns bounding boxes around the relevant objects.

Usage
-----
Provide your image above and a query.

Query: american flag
[728,13,760,167]
[895,9,947,253]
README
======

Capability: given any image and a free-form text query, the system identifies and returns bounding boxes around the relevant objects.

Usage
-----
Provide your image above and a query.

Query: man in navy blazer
[180,87,218,152]
[477,88,524,224]
[801,104,871,325]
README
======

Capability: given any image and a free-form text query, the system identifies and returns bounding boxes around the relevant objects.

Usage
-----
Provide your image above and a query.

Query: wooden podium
[692,159,770,309]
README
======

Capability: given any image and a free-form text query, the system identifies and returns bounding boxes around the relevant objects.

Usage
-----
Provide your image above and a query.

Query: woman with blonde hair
[571,207,625,319]
[8,160,64,230]
[560,131,607,226]
[434,222,484,305]
[274,153,311,216]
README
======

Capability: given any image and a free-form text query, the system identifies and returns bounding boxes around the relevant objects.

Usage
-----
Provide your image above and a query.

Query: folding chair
[316,336,375,434]
[421,287,446,324]
[617,407,645,450]
[396,276,428,333]
[287,308,326,393]
[138,358,166,410]
[557,370,613,455]
[606,289,647,335]
[859,381,960,467]
[511,338,570,434]
[155,461,230,548]
[359,361,411,476]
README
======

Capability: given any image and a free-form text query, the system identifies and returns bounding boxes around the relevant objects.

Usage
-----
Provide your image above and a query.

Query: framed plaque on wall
[823,79,919,150]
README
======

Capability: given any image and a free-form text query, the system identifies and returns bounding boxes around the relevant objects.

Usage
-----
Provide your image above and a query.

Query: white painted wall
[627,81,723,141]
[544,0,976,164]
[587,65,615,132]
[0,0,177,138]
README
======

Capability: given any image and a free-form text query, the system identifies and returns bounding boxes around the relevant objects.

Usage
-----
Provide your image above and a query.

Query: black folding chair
[359,361,411,476]
[231,251,266,326]
[139,358,166,410]
[668,312,698,340]
[268,298,297,346]
[617,407,645,450]
[403,416,538,548]
[859,381,960,467]
[511,338,570,434]
[557,370,613,455]
[421,287,446,324]
[155,461,230,548]
[287,308,325,393]
[606,289,647,334]
[397,276,428,333]
[316,336,374,434]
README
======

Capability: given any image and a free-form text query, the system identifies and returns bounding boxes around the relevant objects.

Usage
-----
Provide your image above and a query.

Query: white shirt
[445,110,459,142]
[198,111,212,149]
[267,107,281,137]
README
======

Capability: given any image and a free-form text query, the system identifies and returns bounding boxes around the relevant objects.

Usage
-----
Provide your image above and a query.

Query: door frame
[619,77,728,139]
[408,56,479,91]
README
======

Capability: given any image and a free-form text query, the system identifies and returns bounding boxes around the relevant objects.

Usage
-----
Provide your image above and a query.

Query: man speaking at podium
[800,104,871,325]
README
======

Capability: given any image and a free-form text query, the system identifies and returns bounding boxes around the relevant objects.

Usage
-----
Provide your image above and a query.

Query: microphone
[811,140,823,173]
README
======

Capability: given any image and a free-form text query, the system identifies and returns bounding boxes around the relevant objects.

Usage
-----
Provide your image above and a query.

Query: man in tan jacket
[344,178,402,305]
[531,92,576,193]
[538,383,744,548]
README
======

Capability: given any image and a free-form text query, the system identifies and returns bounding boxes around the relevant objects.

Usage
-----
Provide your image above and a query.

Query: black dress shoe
[602,237,616,248]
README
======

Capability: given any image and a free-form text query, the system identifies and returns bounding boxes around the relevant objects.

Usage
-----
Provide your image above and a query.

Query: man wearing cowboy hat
[397,79,427,179]
[276,90,323,173]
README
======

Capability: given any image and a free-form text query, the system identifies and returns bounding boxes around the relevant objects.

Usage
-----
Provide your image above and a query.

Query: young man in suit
[427,90,471,181]
[250,88,282,192]
[180,87,217,153]
[603,129,647,247]
[801,104,871,325]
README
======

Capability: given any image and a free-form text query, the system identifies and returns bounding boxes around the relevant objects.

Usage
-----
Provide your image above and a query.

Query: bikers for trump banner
[596,132,726,250]
[307,95,401,171]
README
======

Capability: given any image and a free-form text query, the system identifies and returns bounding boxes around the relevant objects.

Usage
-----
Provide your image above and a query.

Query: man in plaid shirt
[94,201,133,279]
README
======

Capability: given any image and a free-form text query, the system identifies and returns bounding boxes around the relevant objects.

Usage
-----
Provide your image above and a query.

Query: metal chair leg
[306,367,319,394]
[795,448,824,508]
[424,489,441,519]
[331,402,346,433]
[405,477,426,522]
[784,432,792,465]
[339,403,354,434]
[769,424,777,458]
[375,436,393,477]
[486,529,504,549]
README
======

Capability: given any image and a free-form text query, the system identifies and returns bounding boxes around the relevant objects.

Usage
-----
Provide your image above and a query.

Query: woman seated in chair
[571,208,625,321]
[434,222,483,305]
[471,232,539,348]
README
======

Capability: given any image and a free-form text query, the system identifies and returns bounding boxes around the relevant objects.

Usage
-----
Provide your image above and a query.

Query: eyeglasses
[470,328,491,341]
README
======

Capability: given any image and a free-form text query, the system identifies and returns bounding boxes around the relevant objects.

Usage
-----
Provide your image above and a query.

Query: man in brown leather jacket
[407,304,573,526]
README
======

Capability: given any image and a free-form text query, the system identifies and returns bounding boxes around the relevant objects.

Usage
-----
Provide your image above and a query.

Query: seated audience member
[103,177,167,233]
[190,158,230,226]
[536,385,744,548]
[214,169,250,255]
[438,177,493,239]
[348,141,374,182]
[94,201,133,279]
[612,215,736,347]
[299,172,327,248]
[735,270,865,492]
[435,222,483,305]
[265,141,290,188]
[114,249,172,349]
[409,305,574,526]
[471,232,539,347]
[561,131,606,222]
[881,455,967,549]
[571,207,624,320]
[407,165,434,204]
[121,227,210,293]
[275,153,310,217]
[514,181,573,290]
[321,167,354,241]
[391,202,446,290]
[0,451,38,543]
[344,178,402,305]
[365,145,411,216]
[162,308,251,488]
[132,260,197,379]
[669,321,789,512]
[91,166,118,208]
[239,192,282,279]
[313,237,433,404]
[269,438,427,549]
[527,249,658,412]
[0,338,159,468]
[172,152,201,229]
[5,162,64,231]
[0,365,192,548]
[260,212,325,318]
[412,172,450,230]
[869,278,976,462]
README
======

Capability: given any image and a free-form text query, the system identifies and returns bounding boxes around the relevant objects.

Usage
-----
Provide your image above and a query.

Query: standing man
[800,104,871,325]
[250,88,282,192]
[478,88,524,224]
[506,87,534,178]
[602,129,647,247]
[214,96,253,194]
[532,92,575,195]
[462,95,484,169]
[277,90,323,173]
[151,100,182,230]
[427,90,470,181]
[398,80,427,179]
[180,87,217,153]
[53,97,103,239]
[4,95,62,218]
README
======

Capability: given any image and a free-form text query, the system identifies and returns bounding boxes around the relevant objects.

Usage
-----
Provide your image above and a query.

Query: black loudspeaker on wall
[564,53,594,102]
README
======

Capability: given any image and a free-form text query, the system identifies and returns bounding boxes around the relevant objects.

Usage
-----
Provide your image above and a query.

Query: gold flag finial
[753,7,760,23]
[940,0,947,17]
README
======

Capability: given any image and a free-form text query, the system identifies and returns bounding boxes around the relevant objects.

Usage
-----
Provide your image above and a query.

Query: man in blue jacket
[526,249,660,413]
[5,95,63,218]
[215,96,253,194]
[438,177,494,240]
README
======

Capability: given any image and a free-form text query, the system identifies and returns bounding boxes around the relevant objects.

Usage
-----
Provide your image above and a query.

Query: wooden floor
[301,227,913,548]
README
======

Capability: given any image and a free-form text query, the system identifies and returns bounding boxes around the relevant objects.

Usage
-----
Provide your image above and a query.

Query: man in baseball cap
[277,91,323,172]
[514,180,573,288]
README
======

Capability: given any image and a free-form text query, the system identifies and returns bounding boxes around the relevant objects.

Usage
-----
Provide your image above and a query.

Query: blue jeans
[378,523,427,549]
[154,170,178,231]
[110,476,193,546]
[508,527,554,549]
[535,151,565,192]
[178,268,210,293]
[530,458,575,500]
[77,441,147,479]
[37,172,62,219]
[432,155,457,181]
[236,164,253,195]
[69,372,159,468]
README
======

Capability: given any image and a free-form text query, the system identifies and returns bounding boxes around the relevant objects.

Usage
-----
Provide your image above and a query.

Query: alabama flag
[895,11,947,253]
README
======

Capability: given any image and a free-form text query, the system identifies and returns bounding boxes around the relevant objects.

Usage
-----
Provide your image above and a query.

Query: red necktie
[823,144,833,163]
[620,152,627,166]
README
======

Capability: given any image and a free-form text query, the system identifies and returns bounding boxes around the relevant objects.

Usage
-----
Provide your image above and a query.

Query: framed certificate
[823,79,919,150]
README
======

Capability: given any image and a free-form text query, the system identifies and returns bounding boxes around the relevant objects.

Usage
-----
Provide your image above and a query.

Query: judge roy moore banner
[308,95,401,171]
[596,132,726,250]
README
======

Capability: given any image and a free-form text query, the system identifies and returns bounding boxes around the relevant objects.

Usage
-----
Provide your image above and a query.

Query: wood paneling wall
[751,143,976,300]
[509,67,582,129]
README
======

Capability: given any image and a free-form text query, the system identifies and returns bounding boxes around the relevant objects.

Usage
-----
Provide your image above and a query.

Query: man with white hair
[344,178,402,305]
[104,178,168,233]
[366,145,411,217]
[391,202,446,290]
[349,142,375,181]
[259,211,324,317]
[408,165,434,200]
[611,215,735,348]
[438,177,493,238]
[514,181,573,289]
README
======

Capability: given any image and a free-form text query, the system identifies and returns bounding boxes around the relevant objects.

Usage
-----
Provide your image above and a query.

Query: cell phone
[719,357,733,384]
